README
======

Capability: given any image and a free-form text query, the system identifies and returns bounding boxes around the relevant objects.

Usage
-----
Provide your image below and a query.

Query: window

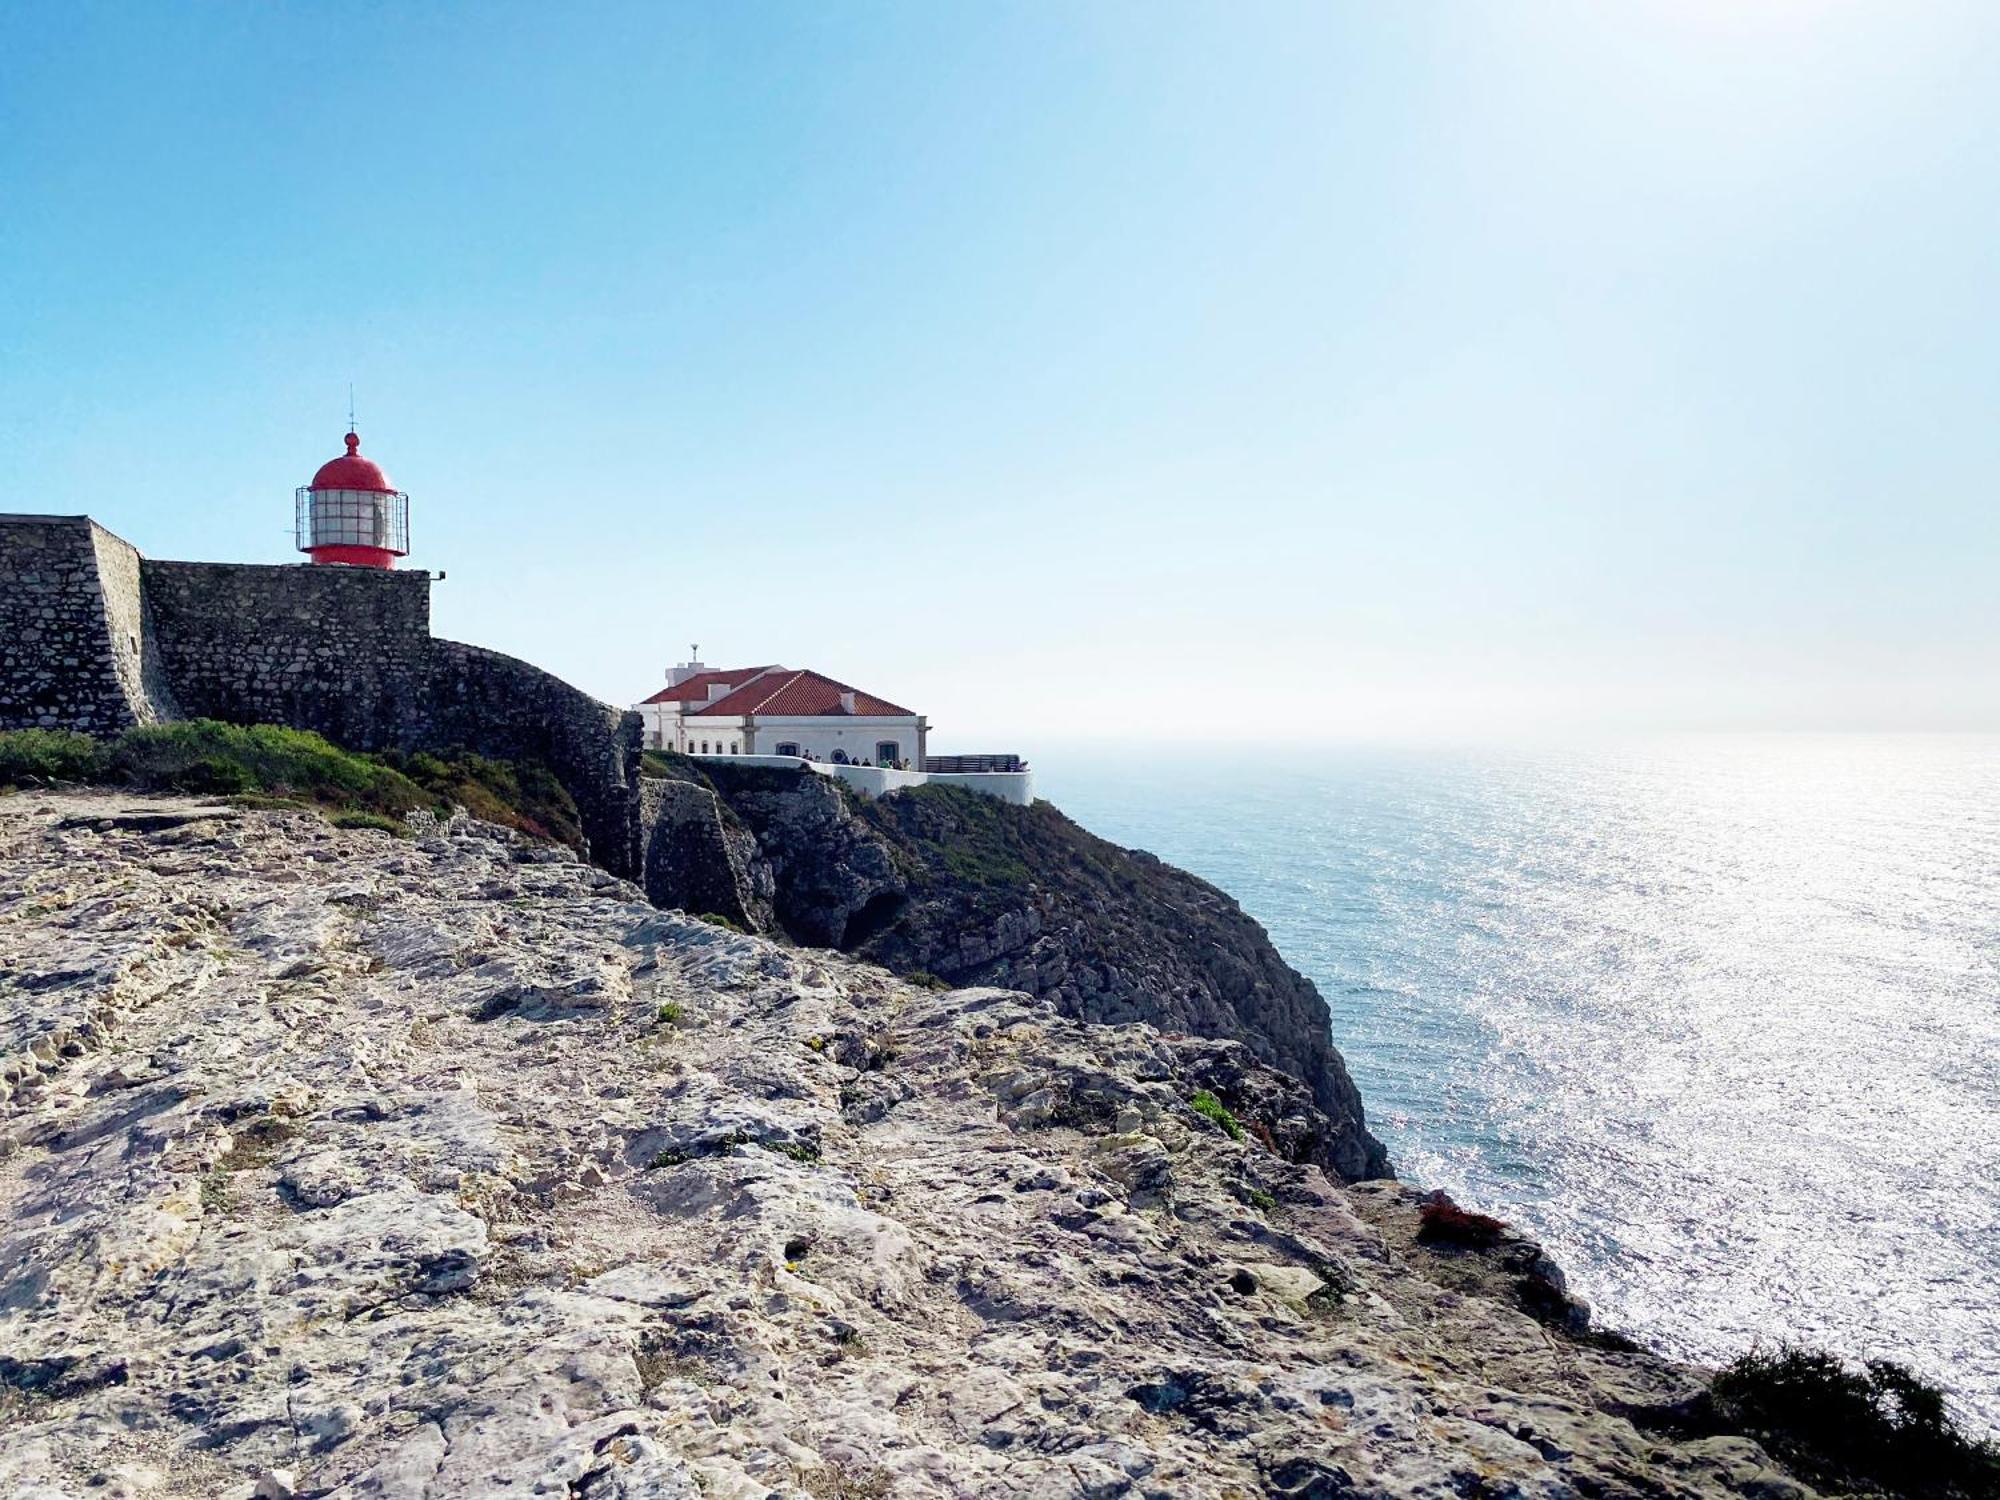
[700,740,709,755]
[775,742,801,758]
[876,741,899,766]
[731,742,740,755]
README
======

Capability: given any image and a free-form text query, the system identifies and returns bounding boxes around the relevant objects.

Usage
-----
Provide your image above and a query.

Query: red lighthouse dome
[295,430,410,569]
[310,432,396,493]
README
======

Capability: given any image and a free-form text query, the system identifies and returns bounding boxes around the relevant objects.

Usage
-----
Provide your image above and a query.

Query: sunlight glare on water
[1038,735,2000,1431]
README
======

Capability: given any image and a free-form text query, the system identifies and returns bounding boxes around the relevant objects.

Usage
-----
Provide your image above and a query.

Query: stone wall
[0,516,153,735]
[140,560,434,751]
[0,517,648,879]
[87,525,178,725]
[422,641,645,879]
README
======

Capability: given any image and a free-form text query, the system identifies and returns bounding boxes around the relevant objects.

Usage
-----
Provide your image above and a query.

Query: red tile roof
[638,667,775,706]
[693,668,913,718]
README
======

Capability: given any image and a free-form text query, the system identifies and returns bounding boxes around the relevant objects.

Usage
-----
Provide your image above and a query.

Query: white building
[633,654,1032,804]
[636,657,928,766]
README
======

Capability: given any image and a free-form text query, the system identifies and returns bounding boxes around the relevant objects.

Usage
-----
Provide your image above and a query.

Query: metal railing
[923,754,1026,774]
[295,487,410,555]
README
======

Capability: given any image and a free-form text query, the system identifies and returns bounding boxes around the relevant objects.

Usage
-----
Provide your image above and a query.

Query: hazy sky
[3,2,1995,746]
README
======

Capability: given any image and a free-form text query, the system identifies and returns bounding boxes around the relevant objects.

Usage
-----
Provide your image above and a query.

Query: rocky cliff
[644,760,1388,1182]
[0,790,1823,1499]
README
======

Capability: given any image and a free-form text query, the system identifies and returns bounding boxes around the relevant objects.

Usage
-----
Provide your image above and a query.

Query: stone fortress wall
[0,516,175,736]
[0,515,643,877]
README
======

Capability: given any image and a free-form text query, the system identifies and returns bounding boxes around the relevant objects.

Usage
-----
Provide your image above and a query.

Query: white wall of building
[633,706,921,763]
[680,716,748,757]
[637,704,751,754]
[744,716,921,766]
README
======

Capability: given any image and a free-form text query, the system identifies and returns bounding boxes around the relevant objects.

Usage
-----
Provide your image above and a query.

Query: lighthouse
[294,430,410,569]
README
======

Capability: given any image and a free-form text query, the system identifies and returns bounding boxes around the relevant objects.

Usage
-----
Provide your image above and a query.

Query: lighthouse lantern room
[295,431,410,569]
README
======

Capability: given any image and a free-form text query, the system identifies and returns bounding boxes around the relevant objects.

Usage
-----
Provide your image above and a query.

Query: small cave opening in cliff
[838,889,908,950]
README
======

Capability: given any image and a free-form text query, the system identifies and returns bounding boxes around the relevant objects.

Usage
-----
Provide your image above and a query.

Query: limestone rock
[0,789,1811,1499]
[657,759,1390,1181]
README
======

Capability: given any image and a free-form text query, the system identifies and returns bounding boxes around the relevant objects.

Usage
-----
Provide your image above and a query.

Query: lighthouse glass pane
[298,488,409,553]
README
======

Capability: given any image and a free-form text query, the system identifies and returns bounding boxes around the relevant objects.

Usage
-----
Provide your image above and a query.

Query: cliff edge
[0,790,1819,1499]
[645,760,1388,1181]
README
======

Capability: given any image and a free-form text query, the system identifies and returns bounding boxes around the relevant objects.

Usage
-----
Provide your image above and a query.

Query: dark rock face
[638,776,774,932]
[672,760,1391,1181]
[691,765,905,950]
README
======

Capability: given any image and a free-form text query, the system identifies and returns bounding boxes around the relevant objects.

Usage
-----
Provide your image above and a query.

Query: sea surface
[1036,735,2000,1432]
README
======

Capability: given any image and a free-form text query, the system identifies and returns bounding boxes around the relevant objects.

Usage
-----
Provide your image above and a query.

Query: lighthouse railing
[295,487,410,555]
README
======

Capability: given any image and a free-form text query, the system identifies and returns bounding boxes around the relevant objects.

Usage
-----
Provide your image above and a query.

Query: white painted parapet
[688,753,1033,805]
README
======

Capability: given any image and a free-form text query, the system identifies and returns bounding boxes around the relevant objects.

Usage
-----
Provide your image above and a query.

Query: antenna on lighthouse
[347,384,356,436]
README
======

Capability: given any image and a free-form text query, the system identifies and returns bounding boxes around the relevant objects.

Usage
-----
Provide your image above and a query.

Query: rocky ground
[0,791,1817,1499]
[646,762,1386,1181]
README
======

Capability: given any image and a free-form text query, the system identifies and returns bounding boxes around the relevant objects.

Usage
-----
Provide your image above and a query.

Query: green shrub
[378,747,584,850]
[0,729,105,787]
[1190,1089,1245,1141]
[655,1001,684,1025]
[695,912,743,933]
[1710,1345,1999,1499]
[108,722,432,814]
[2,720,586,853]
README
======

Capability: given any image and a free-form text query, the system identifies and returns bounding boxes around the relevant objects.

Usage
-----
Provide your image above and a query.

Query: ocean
[1036,735,2000,1432]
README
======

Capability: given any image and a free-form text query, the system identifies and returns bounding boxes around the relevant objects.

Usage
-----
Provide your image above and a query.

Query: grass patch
[655,1001,685,1026]
[646,1133,820,1171]
[694,912,743,933]
[379,748,584,850]
[199,1167,232,1212]
[0,722,583,851]
[1708,1346,1999,1500]
[1190,1089,1245,1141]
[216,1116,300,1172]
[107,721,432,810]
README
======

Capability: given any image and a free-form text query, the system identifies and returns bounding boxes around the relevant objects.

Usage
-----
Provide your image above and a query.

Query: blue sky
[3,2,1995,745]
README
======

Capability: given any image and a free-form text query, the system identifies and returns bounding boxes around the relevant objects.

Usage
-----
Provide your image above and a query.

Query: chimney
[707,682,730,702]
[839,691,856,713]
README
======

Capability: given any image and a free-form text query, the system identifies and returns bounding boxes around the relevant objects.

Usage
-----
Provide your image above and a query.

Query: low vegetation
[1708,1345,1999,1500]
[377,748,584,849]
[1190,1089,1246,1141]
[1416,1194,1510,1250]
[0,729,102,785]
[0,722,582,850]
